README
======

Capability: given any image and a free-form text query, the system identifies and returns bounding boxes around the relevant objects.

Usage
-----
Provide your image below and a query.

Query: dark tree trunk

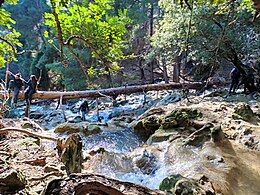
[139,59,145,84]
[105,67,113,88]
[149,61,155,84]
[228,44,258,93]
[57,133,83,174]
[162,58,169,83]
[173,56,181,83]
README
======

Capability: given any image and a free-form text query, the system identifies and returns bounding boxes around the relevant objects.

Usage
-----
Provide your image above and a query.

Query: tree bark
[0,81,223,100]
[42,173,167,195]
[173,56,181,83]
[162,58,169,84]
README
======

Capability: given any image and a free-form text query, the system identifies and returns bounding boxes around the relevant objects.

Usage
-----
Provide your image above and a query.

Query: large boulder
[161,108,203,129]
[132,115,161,140]
[54,122,102,135]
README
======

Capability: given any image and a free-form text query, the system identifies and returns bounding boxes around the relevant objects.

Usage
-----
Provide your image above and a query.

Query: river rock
[232,104,257,122]
[132,115,161,140]
[159,174,215,195]
[163,108,203,128]
[0,169,27,194]
[182,123,213,147]
[132,149,158,175]
[54,122,102,135]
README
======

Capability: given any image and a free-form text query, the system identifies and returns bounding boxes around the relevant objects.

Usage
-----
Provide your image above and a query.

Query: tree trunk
[0,81,223,100]
[42,173,167,195]
[162,58,169,84]
[105,67,113,88]
[139,59,145,84]
[173,56,181,83]
[149,60,155,84]
[227,43,259,92]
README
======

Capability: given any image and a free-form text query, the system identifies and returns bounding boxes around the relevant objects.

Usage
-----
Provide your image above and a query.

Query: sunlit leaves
[0,0,22,68]
[151,3,191,59]
[45,0,131,73]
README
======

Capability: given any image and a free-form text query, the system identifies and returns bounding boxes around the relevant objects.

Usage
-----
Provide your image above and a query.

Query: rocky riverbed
[0,89,259,194]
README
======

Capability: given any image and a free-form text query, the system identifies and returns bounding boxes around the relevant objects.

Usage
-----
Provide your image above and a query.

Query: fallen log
[42,173,168,195]
[0,81,224,100]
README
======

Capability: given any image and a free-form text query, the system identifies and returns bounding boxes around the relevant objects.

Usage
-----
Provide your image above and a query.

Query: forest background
[0,0,259,92]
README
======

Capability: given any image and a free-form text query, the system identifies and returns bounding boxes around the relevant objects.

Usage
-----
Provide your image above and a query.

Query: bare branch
[0,127,58,142]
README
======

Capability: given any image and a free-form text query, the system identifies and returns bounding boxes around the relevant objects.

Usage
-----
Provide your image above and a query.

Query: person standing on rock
[225,67,241,97]
[24,75,38,117]
[79,100,89,121]
[7,71,25,107]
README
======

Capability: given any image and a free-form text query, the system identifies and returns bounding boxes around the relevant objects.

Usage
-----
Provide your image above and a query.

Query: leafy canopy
[45,0,132,72]
[0,0,22,68]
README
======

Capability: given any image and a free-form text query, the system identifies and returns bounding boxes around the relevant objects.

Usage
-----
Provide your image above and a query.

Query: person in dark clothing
[24,75,38,105]
[79,100,89,121]
[7,71,24,106]
[225,67,241,97]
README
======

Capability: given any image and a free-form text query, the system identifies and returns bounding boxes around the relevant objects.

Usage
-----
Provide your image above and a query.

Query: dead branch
[0,127,58,142]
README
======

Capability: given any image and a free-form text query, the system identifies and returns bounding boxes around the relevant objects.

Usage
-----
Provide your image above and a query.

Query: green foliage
[151,0,259,80]
[151,3,191,58]
[45,0,132,73]
[0,1,22,68]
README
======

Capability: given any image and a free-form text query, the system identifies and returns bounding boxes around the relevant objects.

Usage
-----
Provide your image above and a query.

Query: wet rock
[44,164,62,173]
[19,118,43,132]
[210,125,225,143]
[159,174,184,193]
[54,122,102,135]
[0,169,27,194]
[156,94,182,106]
[88,146,106,156]
[132,149,158,175]
[163,108,203,128]
[183,123,213,147]
[137,107,165,121]
[160,117,178,129]
[232,104,257,122]
[57,133,83,174]
[29,111,45,119]
[148,128,180,144]
[159,174,215,195]
[132,115,161,140]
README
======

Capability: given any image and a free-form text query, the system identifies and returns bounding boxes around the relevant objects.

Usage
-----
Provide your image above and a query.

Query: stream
[6,90,260,194]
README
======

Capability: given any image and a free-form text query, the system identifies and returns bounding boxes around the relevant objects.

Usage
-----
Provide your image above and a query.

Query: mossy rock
[160,117,178,129]
[133,115,161,140]
[0,169,27,194]
[163,109,203,128]
[160,174,207,194]
[159,174,185,193]
[54,122,101,135]
[232,104,256,122]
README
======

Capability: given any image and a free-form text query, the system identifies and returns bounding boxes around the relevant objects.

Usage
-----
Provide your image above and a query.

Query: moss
[232,104,255,122]
[159,174,184,193]
[162,109,203,128]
